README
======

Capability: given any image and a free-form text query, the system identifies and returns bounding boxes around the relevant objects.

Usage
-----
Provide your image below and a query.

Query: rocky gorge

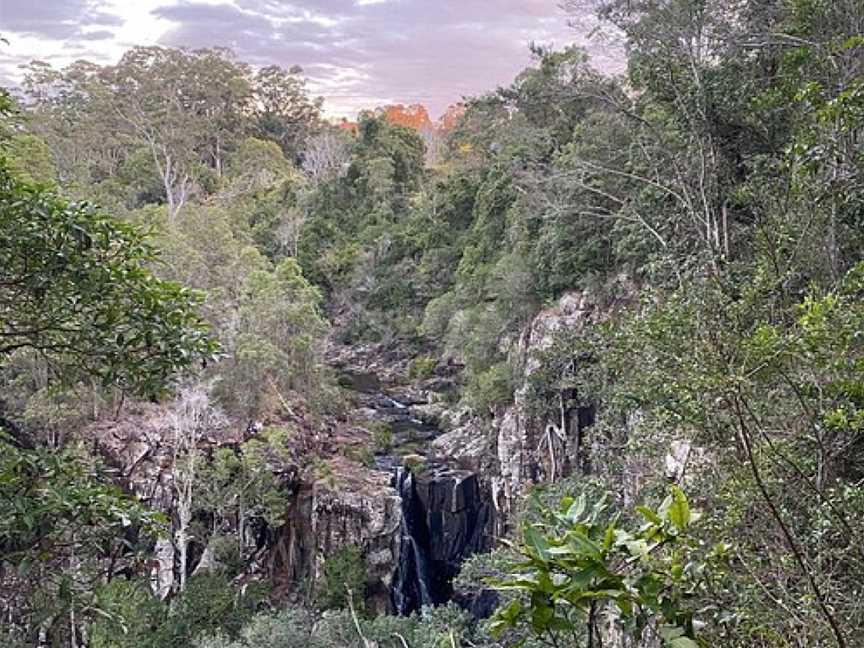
[79,285,692,623]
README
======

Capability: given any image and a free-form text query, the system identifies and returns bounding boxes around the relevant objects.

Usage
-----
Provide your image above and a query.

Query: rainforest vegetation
[1,0,864,646]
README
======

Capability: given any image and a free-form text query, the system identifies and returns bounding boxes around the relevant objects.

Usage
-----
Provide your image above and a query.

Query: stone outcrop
[392,465,493,614]
[85,401,406,611]
[82,357,491,616]
[432,290,605,535]
[269,466,402,614]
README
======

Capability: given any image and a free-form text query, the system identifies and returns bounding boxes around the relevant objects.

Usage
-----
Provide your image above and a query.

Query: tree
[21,48,293,219]
[302,129,352,185]
[21,59,126,189]
[607,265,864,647]
[252,65,322,162]
[4,133,56,185]
[109,47,213,220]
[0,88,216,642]
[198,427,295,557]
[0,429,163,566]
[168,383,226,592]
[217,258,328,417]
[0,149,215,398]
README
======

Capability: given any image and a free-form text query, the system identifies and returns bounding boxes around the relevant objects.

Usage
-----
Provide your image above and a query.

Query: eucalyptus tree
[21,48,322,219]
[109,47,233,220]
[252,65,323,162]
[0,90,217,643]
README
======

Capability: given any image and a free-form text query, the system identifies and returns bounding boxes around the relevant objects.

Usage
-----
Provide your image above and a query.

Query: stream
[342,369,494,615]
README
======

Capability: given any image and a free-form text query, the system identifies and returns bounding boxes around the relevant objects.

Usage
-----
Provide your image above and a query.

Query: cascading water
[339,367,494,615]
[392,467,435,615]
[390,462,493,615]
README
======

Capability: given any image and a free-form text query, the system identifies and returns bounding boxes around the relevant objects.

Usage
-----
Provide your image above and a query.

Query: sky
[0,0,619,119]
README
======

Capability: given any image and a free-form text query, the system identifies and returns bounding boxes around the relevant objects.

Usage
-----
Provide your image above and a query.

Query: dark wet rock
[454,588,500,620]
[391,467,493,615]
[340,370,381,394]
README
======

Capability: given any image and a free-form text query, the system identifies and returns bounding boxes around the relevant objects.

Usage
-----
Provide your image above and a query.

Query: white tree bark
[168,383,225,592]
[302,131,351,184]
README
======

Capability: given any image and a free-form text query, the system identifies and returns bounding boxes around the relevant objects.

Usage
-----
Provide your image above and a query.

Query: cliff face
[392,465,492,614]
[81,283,692,632]
[85,354,493,617]
[269,470,402,614]
[433,284,684,538]
[88,403,406,612]
[433,291,603,534]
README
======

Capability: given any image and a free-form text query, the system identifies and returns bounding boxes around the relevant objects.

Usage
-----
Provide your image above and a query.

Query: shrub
[342,445,375,467]
[156,574,267,646]
[195,609,322,648]
[209,533,245,578]
[369,421,394,453]
[90,579,163,648]
[317,545,367,612]
[402,454,427,473]
[464,361,513,412]
[408,355,437,379]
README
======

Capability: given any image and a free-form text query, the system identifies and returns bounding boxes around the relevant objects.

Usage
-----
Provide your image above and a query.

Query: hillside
[2,2,864,648]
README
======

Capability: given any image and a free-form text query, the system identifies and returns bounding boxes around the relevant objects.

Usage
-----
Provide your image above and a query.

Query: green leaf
[668,638,699,648]
[666,486,690,532]
[636,505,662,525]
[565,493,587,522]
[569,533,603,559]
[524,525,551,560]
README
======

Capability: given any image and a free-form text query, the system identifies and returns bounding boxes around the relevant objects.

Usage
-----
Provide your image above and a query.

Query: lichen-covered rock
[428,291,602,532]
[312,477,402,605]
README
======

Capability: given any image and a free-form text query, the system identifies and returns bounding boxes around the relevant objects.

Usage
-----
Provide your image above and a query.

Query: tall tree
[252,65,322,162]
[0,89,216,642]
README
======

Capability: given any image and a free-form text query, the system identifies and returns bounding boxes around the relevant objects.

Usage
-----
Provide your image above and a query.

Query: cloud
[153,0,613,116]
[79,30,117,41]
[0,0,122,40]
[0,0,619,117]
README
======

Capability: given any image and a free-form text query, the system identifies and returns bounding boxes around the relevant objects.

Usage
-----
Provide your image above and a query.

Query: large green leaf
[666,486,691,532]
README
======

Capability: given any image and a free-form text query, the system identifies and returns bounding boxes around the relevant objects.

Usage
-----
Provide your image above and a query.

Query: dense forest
[1,0,863,646]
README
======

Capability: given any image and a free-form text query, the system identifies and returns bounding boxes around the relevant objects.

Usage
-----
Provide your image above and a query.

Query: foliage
[21,48,321,216]
[153,202,329,417]
[90,579,164,648]
[317,545,367,612]
[464,362,514,413]
[0,164,216,398]
[369,420,394,454]
[0,432,163,565]
[157,574,267,645]
[216,258,328,416]
[197,426,297,554]
[604,262,864,645]
[5,1,864,642]
[0,93,220,640]
[196,604,483,648]
[195,608,319,648]
[90,574,268,648]
[491,488,727,647]
[4,134,56,185]
[408,356,437,379]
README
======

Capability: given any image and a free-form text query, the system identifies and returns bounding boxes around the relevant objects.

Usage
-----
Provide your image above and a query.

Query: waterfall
[390,464,493,616]
[337,367,494,616]
[392,467,435,615]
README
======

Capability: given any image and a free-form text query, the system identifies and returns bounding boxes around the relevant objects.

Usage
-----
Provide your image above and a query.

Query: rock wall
[433,291,605,535]
[431,284,686,538]
[87,402,406,611]
[269,469,402,614]
[392,465,493,614]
